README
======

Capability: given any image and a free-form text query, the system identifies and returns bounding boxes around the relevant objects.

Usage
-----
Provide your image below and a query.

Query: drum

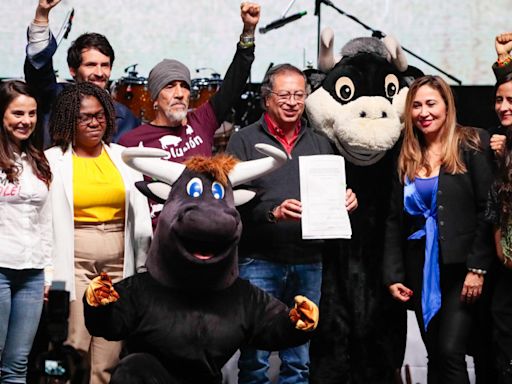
[189,74,222,109]
[112,76,155,122]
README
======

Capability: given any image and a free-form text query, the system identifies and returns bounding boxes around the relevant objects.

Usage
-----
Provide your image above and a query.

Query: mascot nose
[359,110,388,119]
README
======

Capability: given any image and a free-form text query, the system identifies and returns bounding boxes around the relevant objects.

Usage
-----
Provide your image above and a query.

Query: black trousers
[110,353,179,384]
[492,266,512,384]
[406,240,474,384]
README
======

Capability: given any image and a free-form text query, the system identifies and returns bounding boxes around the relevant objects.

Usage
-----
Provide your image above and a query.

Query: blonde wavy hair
[398,75,481,182]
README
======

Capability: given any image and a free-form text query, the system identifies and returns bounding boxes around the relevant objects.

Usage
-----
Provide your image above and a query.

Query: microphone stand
[316,0,462,85]
[56,8,74,47]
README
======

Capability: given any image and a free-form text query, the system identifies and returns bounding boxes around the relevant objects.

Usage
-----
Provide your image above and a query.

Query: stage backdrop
[0,0,510,85]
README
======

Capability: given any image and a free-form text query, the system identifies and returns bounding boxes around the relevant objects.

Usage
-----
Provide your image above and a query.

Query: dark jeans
[237,258,322,384]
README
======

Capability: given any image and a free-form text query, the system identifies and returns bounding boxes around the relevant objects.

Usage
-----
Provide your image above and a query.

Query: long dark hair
[497,128,512,229]
[49,82,116,152]
[0,80,51,187]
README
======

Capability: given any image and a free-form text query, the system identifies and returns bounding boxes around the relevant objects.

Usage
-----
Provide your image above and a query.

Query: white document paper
[299,155,352,239]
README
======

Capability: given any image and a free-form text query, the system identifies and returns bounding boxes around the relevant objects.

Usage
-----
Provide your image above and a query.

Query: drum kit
[111,64,155,123]
[111,65,263,152]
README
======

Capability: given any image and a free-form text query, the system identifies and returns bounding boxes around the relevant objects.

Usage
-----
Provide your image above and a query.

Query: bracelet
[497,55,512,67]
[468,268,487,275]
[33,18,49,25]
[239,34,255,49]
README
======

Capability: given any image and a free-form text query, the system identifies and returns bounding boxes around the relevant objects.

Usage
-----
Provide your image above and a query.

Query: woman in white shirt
[0,80,52,382]
[45,82,152,384]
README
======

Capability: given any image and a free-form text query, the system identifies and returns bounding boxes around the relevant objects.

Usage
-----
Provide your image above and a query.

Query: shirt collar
[264,113,301,138]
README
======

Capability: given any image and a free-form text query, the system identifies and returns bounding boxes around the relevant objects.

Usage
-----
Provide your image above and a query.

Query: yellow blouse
[73,148,126,222]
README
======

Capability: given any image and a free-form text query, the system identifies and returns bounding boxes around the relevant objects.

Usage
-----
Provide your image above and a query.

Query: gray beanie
[148,59,191,100]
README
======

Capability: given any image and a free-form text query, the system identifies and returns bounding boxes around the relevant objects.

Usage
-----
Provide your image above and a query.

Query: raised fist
[85,272,120,307]
[289,295,319,331]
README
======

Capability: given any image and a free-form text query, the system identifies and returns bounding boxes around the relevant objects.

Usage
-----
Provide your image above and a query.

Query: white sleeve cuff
[27,22,51,57]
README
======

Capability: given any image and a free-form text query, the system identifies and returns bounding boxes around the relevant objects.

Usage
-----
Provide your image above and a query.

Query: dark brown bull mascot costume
[305,29,422,384]
[83,144,319,384]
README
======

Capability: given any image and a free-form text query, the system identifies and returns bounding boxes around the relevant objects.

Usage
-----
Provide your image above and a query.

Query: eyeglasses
[77,111,106,126]
[269,90,306,103]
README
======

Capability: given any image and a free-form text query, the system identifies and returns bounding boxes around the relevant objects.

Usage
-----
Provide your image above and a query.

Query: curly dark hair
[67,33,115,70]
[0,80,51,187]
[49,82,116,152]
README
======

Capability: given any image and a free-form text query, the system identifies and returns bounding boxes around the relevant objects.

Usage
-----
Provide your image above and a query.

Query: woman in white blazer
[45,83,152,384]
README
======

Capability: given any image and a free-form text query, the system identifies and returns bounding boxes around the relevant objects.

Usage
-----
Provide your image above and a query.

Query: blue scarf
[404,177,441,331]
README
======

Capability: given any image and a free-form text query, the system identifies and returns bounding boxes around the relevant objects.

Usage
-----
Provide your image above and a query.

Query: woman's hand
[44,285,50,302]
[496,33,512,59]
[460,271,484,304]
[388,283,413,302]
[490,134,506,157]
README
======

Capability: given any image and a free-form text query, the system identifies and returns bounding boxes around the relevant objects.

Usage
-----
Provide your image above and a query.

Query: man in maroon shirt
[118,2,260,162]
[118,2,260,225]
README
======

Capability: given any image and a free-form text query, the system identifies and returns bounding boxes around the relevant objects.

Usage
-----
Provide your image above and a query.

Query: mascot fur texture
[83,145,319,384]
[306,29,422,384]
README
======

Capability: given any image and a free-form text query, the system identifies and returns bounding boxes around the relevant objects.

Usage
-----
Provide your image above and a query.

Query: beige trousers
[67,221,124,384]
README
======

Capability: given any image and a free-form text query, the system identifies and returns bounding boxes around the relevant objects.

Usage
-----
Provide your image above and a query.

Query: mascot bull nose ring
[83,143,321,384]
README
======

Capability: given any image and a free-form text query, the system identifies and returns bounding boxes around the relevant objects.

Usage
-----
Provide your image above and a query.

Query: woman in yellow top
[45,82,152,384]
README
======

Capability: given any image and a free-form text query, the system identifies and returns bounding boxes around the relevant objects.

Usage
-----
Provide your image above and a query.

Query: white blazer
[45,143,152,301]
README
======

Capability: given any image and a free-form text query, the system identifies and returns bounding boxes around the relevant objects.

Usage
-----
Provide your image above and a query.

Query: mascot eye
[335,77,355,102]
[211,182,225,200]
[186,178,203,198]
[384,74,400,98]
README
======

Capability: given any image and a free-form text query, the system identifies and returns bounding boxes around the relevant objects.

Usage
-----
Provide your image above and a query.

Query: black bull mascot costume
[82,144,319,384]
[306,29,422,383]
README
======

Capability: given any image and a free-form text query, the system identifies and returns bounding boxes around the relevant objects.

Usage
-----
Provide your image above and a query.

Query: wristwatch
[266,208,277,223]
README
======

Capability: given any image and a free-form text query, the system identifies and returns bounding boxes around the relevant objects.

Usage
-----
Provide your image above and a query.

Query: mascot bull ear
[122,147,186,186]
[229,143,288,187]
[135,181,171,203]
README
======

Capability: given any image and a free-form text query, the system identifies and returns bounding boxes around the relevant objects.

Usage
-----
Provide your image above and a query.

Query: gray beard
[164,109,187,126]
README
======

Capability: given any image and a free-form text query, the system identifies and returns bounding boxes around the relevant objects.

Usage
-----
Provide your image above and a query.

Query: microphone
[259,11,307,34]
[63,8,75,39]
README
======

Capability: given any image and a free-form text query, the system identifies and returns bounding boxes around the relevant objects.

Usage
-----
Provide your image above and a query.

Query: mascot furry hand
[83,144,318,384]
[306,29,423,384]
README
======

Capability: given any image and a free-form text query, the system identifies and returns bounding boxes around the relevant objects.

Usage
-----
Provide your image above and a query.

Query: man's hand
[345,188,358,213]
[490,134,506,157]
[273,199,302,222]
[289,295,319,331]
[35,0,62,24]
[241,2,261,34]
[495,33,512,60]
[388,283,413,302]
[85,272,120,307]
